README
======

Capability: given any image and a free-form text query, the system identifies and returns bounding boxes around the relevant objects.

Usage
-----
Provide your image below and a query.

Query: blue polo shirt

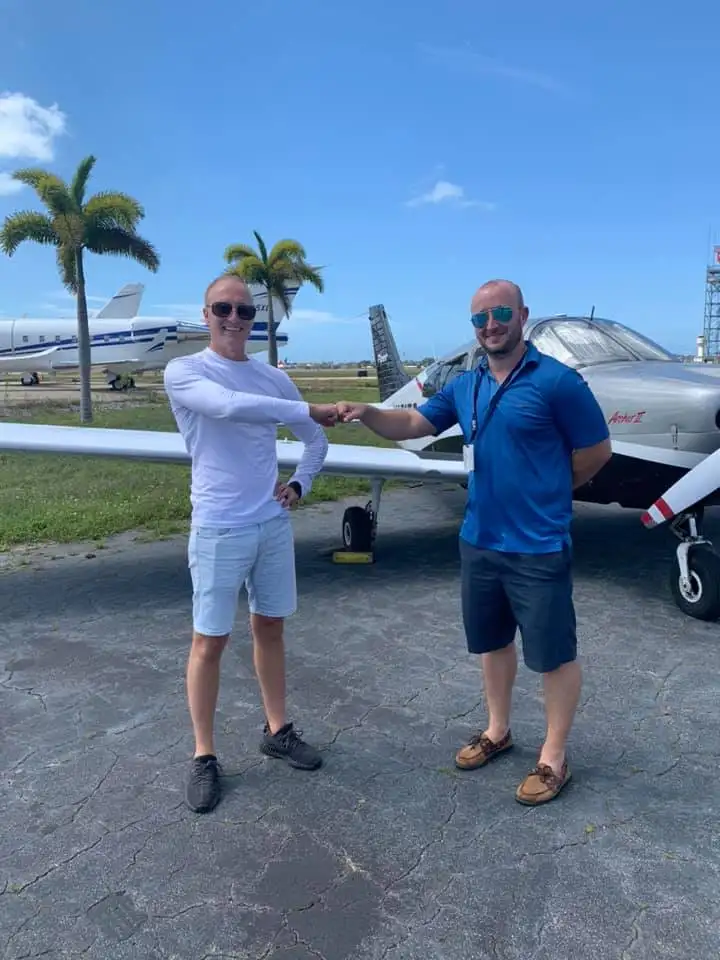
[417,343,610,553]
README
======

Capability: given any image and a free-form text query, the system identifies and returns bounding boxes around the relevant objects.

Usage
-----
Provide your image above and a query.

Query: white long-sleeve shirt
[164,348,329,527]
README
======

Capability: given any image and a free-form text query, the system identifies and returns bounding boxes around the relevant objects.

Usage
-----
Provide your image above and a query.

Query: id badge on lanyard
[462,442,475,471]
[464,356,524,473]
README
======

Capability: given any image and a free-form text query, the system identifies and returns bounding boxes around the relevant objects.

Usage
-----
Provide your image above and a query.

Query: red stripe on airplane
[656,497,673,520]
[640,511,655,528]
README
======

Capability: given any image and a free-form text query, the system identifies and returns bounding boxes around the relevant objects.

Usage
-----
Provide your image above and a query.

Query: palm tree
[0,155,160,422]
[224,231,324,367]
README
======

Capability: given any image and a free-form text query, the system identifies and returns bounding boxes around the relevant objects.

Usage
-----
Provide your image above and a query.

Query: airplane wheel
[669,544,720,621]
[342,505,373,552]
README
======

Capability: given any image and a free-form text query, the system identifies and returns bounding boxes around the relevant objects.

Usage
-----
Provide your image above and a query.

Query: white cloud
[152,302,202,320]
[284,308,362,327]
[417,43,569,95]
[147,304,363,327]
[0,92,67,195]
[0,171,23,195]
[49,289,112,305]
[406,179,495,211]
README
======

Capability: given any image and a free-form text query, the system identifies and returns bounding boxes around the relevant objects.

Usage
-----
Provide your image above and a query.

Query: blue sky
[0,0,718,362]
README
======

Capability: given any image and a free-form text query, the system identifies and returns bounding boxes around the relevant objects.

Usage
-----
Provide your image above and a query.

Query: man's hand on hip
[309,403,339,427]
[275,481,300,508]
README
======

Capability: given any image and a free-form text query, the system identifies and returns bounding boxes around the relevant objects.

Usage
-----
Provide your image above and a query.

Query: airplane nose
[587,361,720,454]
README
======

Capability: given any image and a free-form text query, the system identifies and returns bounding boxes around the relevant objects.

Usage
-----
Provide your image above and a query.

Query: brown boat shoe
[455,729,513,770]
[515,760,571,805]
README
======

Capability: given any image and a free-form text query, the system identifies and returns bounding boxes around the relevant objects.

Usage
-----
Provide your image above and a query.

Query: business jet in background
[4,299,720,622]
[0,282,296,390]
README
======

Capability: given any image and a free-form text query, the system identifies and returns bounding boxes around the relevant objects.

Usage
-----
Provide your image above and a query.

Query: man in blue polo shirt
[336,279,611,805]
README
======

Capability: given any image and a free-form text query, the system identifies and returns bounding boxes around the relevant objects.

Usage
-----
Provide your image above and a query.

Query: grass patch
[0,383,399,551]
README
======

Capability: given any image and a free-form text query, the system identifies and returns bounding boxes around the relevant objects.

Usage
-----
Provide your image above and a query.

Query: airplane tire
[342,506,373,552]
[669,544,720,621]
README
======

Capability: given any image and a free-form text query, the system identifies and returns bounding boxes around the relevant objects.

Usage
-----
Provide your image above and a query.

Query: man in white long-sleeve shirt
[164,274,336,814]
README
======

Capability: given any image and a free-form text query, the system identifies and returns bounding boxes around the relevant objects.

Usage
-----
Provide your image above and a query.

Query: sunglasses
[208,301,257,322]
[470,305,514,328]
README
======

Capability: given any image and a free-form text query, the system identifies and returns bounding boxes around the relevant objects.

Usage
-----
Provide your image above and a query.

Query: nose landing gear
[668,508,720,620]
[339,478,383,553]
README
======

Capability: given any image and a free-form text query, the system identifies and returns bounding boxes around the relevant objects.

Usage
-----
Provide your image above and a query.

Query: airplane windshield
[599,320,676,361]
[422,352,468,396]
[531,318,675,368]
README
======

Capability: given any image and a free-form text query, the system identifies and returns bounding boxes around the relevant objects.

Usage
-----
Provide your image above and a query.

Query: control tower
[702,245,720,359]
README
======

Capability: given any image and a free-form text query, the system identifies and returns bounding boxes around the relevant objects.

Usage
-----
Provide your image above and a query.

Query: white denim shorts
[187,512,297,636]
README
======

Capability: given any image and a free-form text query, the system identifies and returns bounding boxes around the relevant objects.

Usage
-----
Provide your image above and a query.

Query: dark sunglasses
[470,305,514,328]
[209,301,257,322]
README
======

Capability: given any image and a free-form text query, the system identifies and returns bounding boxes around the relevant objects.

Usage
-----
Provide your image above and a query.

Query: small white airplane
[0,282,294,390]
[2,301,720,623]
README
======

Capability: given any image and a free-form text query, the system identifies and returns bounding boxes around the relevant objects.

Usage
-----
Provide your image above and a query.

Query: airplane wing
[0,422,468,482]
[0,423,713,509]
[610,439,705,471]
[0,346,63,372]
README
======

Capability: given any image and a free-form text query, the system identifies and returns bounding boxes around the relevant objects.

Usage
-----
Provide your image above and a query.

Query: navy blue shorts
[459,538,577,674]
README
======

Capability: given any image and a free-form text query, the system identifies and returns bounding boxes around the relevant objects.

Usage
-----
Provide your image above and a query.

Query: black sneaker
[260,722,323,770]
[185,755,222,813]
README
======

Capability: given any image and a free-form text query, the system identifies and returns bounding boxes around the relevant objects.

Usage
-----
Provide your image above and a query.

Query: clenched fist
[309,403,339,427]
[336,401,368,423]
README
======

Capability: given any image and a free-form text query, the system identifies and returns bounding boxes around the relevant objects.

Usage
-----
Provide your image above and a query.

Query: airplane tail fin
[369,304,411,402]
[249,282,299,330]
[94,283,145,320]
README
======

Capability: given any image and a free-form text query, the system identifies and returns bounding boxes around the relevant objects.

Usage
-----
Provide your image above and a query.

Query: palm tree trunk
[75,249,93,423]
[266,288,278,367]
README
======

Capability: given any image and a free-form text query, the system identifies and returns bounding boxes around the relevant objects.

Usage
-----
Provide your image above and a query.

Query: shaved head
[204,273,252,304]
[470,277,528,359]
[471,279,525,314]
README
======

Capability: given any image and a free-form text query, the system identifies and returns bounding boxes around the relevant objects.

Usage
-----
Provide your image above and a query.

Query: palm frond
[268,239,307,267]
[289,261,324,293]
[85,226,160,271]
[56,243,77,292]
[10,167,67,194]
[253,231,268,262]
[70,156,96,206]
[224,243,259,264]
[226,259,267,286]
[0,211,58,255]
[84,192,144,231]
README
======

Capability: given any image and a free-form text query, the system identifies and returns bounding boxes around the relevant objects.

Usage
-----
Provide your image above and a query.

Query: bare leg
[538,660,582,774]
[251,614,286,734]
[187,632,228,757]
[481,642,517,741]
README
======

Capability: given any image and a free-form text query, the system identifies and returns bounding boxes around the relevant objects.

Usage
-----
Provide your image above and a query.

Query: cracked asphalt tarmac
[2,485,720,959]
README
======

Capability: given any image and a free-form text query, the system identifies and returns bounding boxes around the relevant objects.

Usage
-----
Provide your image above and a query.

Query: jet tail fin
[94,283,144,320]
[369,304,411,402]
[248,282,299,330]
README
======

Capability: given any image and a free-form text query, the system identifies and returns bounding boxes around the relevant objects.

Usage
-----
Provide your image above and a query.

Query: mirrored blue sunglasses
[470,305,514,328]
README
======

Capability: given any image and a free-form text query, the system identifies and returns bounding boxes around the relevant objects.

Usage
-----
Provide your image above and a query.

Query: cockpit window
[529,325,577,366]
[599,320,675,361]
[530,318,674,368]
[550,321,636,365]
[422,352,468,395]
